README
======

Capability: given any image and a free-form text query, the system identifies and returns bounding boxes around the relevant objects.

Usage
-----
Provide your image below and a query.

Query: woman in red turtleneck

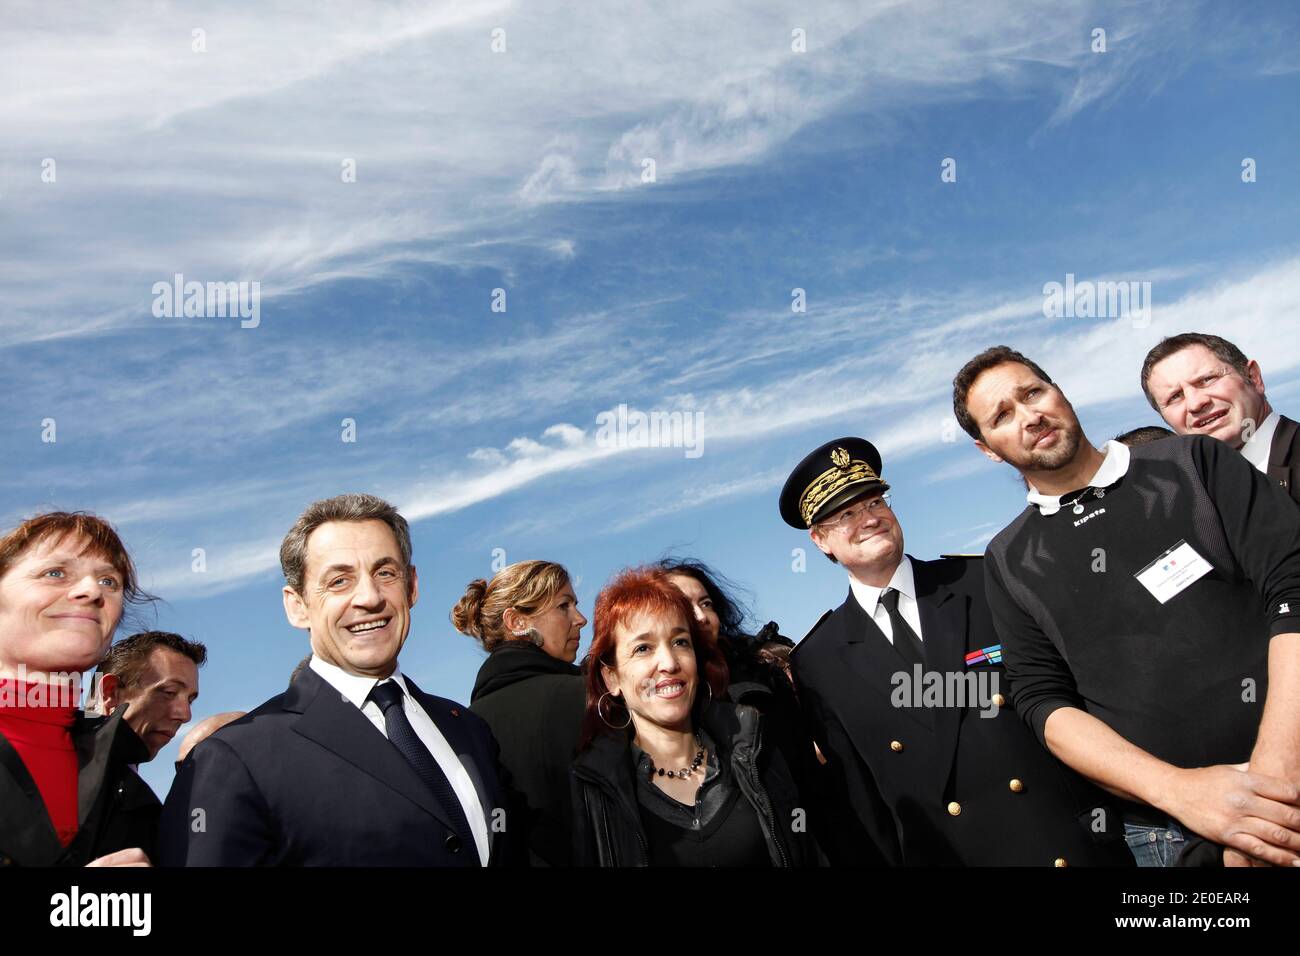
[0,676,81,847]
[0,512,159,867]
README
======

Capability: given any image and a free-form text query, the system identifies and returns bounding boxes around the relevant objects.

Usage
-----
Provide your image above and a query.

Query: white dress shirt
[1025,439,1131,516]
[848,555,923,644]
[309,655,490,866]
[1240,410,1279,474]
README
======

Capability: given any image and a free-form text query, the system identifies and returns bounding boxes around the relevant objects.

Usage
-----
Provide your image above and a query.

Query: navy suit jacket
[159,665,513,866]
[1267,414,1300,505]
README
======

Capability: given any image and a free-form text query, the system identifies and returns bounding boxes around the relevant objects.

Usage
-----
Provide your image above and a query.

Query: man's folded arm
[1196,437,1300,780]
[1251,633,1300,786]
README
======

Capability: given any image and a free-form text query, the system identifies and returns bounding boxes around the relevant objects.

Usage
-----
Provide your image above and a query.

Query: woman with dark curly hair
[655,559,797,706]
[570,566,816,867]
[657,559,828,841]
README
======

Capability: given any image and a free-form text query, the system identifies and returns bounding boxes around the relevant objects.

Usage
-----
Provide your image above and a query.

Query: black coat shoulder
[912,554,986,599]
[790,607,836,661]
[468,652,586,867]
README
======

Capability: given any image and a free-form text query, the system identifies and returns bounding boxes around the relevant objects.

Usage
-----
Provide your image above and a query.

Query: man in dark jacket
[161,494,512,866]
[470,641,585,866]
[1142,331,1300,504]
[781,437,1132,866]
[96,630,206,762]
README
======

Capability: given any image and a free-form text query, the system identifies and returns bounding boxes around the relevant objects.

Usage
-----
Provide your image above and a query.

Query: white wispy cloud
[0,0,1230,343]
[609,469,789,533]
[124,253,1300,596]
[6,0,1295,601]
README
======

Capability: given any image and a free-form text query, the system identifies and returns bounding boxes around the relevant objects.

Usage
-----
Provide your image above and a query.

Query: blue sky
[2,0,1299,800]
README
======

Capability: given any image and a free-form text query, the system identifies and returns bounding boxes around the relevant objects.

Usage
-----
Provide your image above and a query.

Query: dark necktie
[368,679,476,855]
[880,587,926,669]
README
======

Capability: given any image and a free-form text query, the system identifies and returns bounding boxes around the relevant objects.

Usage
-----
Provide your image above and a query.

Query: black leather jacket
[1,709,160,867]
[570,699,816,867]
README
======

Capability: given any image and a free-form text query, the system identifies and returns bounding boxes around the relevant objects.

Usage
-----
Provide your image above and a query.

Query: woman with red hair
[0,512,160,866]
[571,567,816,866]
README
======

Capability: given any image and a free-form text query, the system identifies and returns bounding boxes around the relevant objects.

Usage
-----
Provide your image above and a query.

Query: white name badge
[1134,540,1213,604]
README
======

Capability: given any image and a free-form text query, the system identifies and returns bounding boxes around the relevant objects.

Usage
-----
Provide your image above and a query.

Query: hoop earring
[597,692,631,730]
[688,680,713,726]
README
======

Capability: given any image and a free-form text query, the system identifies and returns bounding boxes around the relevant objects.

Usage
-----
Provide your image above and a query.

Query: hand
[86,848,151,867]
[1165,764,1300,867]
[1234,753,1300,865]
[1249,750,1300,793]
[1223,848,1270,866]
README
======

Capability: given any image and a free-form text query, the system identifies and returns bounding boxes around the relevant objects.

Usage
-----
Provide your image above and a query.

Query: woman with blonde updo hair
[452,560,584,662]
[453,560,587,866]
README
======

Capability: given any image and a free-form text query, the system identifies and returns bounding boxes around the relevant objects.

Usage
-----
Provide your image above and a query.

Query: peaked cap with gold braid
[778,437,890,529]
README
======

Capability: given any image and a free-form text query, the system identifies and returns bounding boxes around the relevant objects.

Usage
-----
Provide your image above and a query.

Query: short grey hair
[279,493,413,594]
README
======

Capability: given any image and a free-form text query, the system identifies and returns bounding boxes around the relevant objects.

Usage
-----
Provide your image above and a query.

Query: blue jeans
[1124,821,1187,867]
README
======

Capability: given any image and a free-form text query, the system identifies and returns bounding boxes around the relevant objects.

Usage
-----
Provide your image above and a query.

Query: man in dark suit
[1142,331,1300,504]
[160,493,512,866]
[781,438,1131,866]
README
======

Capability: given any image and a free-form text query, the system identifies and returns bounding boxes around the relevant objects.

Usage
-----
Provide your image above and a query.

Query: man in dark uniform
[782,437,1132,866]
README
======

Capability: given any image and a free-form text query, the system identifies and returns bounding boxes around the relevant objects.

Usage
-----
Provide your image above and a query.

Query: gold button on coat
[1009,778,1024,793]
[1054,858,1068,867]
[890,740,904,753]
[947,801,961,816]
[992,693,1006,707]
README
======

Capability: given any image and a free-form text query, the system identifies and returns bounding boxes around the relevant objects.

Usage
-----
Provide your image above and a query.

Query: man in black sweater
[952,346,1300,867]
